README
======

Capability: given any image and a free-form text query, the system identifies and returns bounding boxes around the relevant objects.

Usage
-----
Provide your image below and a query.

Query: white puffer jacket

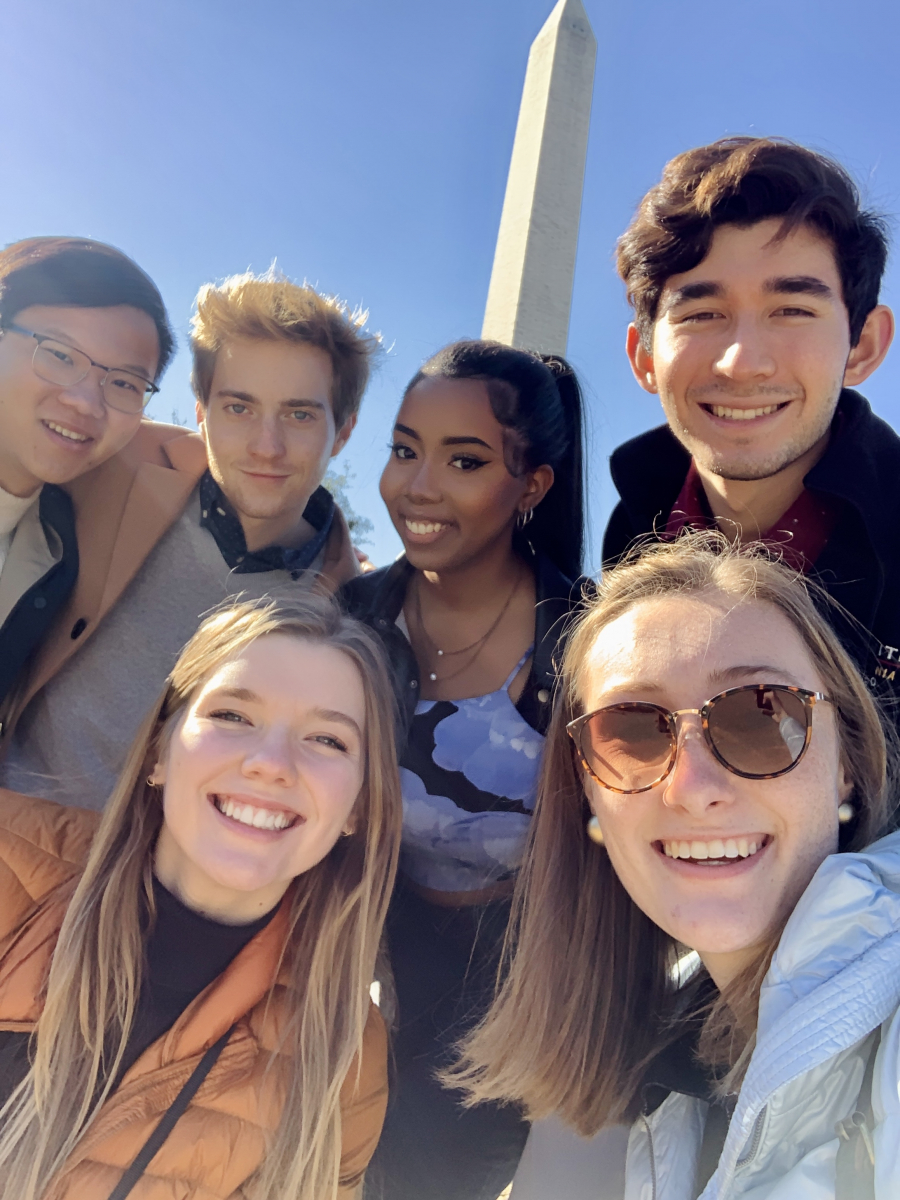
[623,831,900,1199]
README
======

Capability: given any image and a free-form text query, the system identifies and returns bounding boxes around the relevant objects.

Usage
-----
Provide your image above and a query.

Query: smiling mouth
[404,518,449,536]
[212,794,300,831]
[701,403,789,421]
[44,420,92,443]
[658,834,771,865]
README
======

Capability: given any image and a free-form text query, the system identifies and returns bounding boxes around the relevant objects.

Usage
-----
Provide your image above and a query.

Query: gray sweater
[0,488,322,811]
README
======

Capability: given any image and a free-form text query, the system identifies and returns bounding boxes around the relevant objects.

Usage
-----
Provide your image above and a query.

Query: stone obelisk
[482,0,596,356]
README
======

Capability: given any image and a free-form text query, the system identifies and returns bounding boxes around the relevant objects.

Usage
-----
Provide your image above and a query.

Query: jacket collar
[609,389,900,557]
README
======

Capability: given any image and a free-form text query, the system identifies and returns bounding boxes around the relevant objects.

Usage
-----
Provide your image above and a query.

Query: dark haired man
[604,137,898,702]
[0,236,205,711]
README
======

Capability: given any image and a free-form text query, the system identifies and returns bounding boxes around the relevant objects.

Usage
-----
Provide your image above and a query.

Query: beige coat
[0,420,360,744]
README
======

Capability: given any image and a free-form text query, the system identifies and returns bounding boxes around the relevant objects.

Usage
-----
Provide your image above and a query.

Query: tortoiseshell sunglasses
[567,684,831,795]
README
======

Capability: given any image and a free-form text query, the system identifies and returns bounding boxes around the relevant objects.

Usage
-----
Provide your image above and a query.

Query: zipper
[641,1113,659,1200]
[736,1105,767,1168]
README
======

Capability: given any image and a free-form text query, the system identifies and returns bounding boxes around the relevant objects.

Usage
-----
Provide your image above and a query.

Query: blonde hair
[449,533,896,1133]
[191,269,379,426]
[0,595,401,1200]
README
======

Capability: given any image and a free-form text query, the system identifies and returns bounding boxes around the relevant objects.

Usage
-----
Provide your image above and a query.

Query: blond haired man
[0,272,377,810]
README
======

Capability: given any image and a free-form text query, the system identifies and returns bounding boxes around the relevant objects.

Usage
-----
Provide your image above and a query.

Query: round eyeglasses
[567,684,831,794]
[6,323,158,415]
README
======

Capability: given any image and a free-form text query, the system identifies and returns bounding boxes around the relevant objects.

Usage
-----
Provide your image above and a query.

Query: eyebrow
[217,389,325,409]
[393,423,494,451]
[763,275,834,299]
[208,690,361,735]
[663,281,723,310]
[33,326,154,379]
[710,664,805,688]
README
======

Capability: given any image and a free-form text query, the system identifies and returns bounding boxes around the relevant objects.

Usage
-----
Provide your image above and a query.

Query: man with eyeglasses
[0,236,206,717]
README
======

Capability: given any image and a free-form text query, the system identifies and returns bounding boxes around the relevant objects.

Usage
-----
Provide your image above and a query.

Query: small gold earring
[586,815,605,845]
[837,802,855,824]
[146,775,157,787]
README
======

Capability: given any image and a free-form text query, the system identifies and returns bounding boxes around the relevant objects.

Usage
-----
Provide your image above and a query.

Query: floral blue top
[398,650,545,893]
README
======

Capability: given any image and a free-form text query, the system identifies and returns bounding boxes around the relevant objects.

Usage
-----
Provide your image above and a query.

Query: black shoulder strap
[835,1027,882,1200]
[106,1024,236,1200]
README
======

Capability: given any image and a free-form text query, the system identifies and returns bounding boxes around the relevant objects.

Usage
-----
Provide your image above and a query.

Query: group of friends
[0,134,898,1200]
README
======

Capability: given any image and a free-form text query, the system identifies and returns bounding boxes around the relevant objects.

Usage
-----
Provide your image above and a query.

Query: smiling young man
[0,271,376,810]
[604,137,899,706]
[0,236,192,712]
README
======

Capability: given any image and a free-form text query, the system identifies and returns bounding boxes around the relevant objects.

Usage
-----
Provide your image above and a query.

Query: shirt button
[537,688,550,703]
[410,680,418,689]
[33,596,47,609]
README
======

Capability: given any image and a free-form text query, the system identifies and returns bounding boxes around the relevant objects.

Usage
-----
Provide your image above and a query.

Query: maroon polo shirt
[664,461,840,572]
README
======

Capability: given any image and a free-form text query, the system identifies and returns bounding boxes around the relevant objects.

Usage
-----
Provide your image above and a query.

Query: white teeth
[47,421,89,442]
[216,796,295,831]
[405,519,447,535]
[662,837,766,862]
[710,404,779,421]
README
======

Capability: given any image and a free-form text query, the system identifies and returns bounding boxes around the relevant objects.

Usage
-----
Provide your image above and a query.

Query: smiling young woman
[341,339,588,1200]
[451,532,900,1199]
[0,595,401,1200]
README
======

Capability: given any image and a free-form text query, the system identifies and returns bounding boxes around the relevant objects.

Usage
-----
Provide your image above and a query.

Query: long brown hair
[0,595,401,1200]
[449,534,896,1133]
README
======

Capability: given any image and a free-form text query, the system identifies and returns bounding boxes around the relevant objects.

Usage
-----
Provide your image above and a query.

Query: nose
[660,714,732,815]
[248,414,286,460]
[405,456,442,504]
[712,316,777,382]
[57,372,107,420]
[240,727,297,786]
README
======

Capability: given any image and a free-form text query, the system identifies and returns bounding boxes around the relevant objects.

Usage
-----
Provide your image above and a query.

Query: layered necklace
[411,570,523,684]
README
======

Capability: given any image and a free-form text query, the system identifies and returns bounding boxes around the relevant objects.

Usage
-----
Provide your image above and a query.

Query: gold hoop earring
[838,802,855,824]
[586,815,605,845]
[147,775,157,787]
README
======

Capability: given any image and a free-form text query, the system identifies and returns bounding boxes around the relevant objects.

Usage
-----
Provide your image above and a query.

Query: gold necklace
[412,571,522,683]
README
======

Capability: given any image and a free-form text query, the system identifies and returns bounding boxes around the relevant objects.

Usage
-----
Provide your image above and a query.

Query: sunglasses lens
[707,687,809,777]
[580,705,674,791]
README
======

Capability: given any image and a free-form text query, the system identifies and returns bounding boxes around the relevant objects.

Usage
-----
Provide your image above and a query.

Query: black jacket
[340,551,586,742]
[0,486,78,711]
[603,388,900,709]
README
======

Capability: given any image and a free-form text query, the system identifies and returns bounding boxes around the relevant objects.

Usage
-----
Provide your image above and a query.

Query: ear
[843,305,894,387]
[837,759,853,804]
[626,323,659,395]
[519,464,555,515]
[331,412,357,459]
[148,759,167,787]
[195,398,208,436]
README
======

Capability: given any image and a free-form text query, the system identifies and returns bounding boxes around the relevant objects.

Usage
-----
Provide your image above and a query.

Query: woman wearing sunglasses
[452,533,900,1200]
[0,596,400,1200]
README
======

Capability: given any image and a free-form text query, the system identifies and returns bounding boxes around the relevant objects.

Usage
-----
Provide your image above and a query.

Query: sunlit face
[634,221,858,482]
[578,592,851,984]
[379,376,551,572]
[153,634,366,922]
[0,304,159,497]
[197,338,355,536]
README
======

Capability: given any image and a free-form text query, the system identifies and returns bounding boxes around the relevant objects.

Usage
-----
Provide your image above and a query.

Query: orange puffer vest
[0,789,387,1199]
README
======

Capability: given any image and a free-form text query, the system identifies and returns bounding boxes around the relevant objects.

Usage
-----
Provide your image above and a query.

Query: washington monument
[482,0,596,356]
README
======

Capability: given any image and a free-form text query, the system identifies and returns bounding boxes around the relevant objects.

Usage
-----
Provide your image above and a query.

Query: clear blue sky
[2,0,897,570]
